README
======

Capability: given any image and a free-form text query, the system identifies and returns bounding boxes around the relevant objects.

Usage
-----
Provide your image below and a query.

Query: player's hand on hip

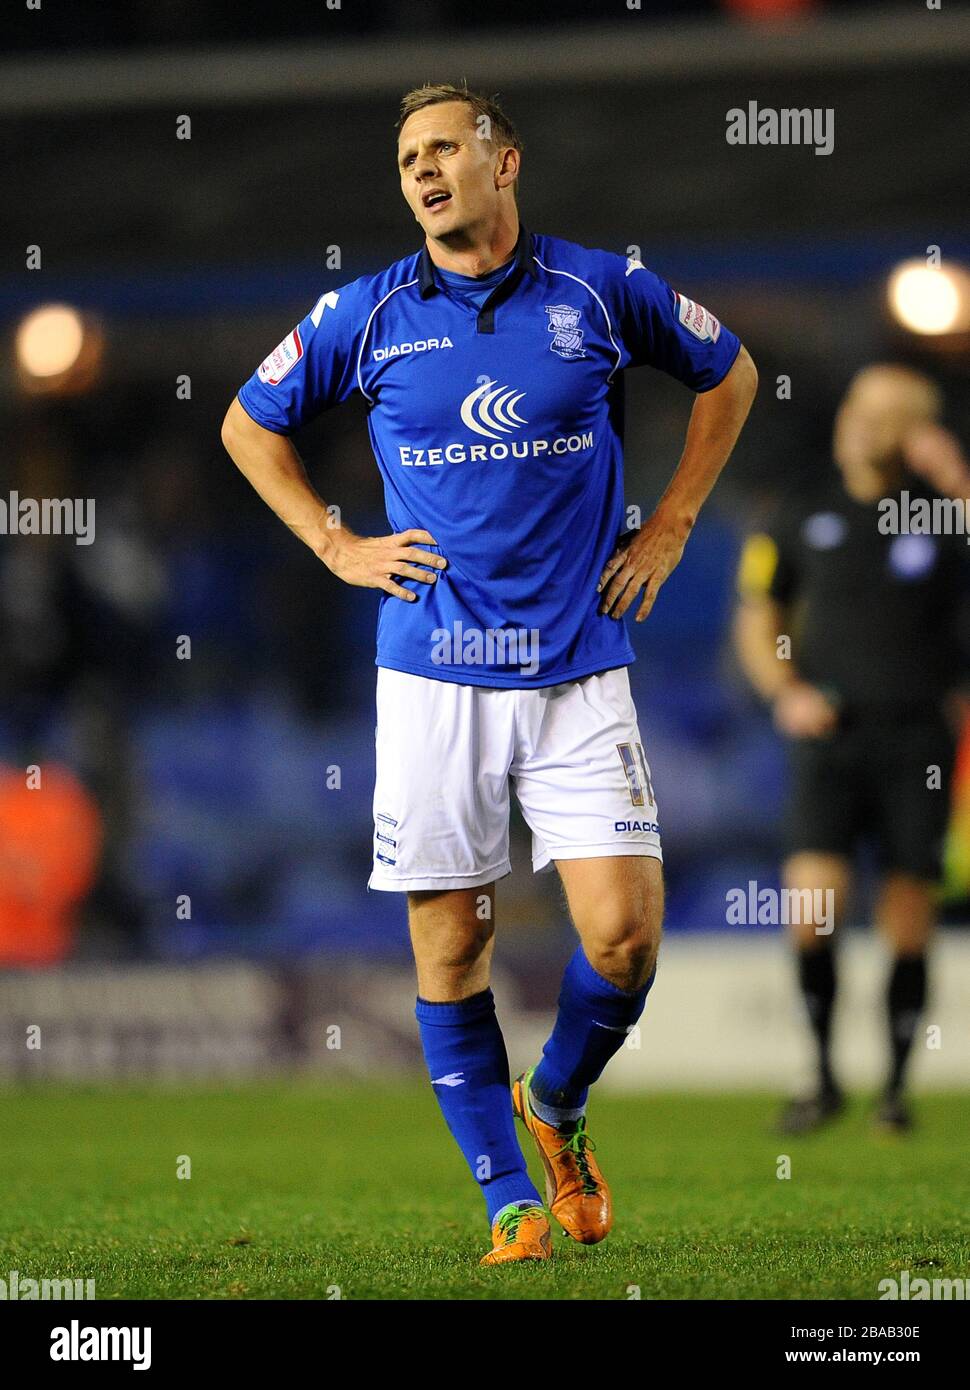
[773,680,840,739]
[323,527,446,602]
[597,508,690,622]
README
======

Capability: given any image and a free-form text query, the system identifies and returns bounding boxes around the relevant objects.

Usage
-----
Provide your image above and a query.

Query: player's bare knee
[434,917,495,973]
[584,912,660,991]
[408,895,495,978]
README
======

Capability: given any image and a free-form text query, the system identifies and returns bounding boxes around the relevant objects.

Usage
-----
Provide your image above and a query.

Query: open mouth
[422,189,452,213]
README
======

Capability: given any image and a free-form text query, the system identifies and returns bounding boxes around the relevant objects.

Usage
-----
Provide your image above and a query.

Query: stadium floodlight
[16,303,85,377]
[887,260,970,336]
[14,303,103,396]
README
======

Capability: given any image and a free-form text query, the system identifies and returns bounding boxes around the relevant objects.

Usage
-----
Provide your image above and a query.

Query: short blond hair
[397,82,524,160]
[849,364,944,422]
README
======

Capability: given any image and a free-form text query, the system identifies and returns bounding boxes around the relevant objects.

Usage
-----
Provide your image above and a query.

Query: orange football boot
[479,1204,552,1266]
[512,1065,612,1244]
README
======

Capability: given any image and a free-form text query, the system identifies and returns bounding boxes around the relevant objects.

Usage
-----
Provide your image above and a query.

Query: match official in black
[735,364,970,1134]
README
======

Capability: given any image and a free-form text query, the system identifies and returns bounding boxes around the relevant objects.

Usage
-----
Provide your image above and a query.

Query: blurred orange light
[16,303,86,378]
[721,0,820,18]
[887,261,970,336]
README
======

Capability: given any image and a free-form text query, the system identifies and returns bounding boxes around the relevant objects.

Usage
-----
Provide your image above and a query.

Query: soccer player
[222,84,757,1263]
[735,365,970,1135]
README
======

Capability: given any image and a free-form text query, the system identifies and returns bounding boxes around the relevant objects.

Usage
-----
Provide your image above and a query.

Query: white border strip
[356,278,419,404]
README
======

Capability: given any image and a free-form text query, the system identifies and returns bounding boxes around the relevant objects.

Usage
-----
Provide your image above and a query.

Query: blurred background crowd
[2,0,970,975]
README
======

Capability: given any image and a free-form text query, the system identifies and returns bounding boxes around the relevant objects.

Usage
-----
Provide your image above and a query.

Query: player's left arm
[902,421,970,500]
[599,344,758,620]
[900,419,970,725]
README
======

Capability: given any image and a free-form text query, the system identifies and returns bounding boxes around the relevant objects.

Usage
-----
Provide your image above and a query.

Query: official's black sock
[796,944,838,1094]
[886,954,927,1098]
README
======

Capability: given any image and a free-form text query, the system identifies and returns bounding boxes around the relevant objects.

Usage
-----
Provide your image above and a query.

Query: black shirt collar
[418,223,537,298]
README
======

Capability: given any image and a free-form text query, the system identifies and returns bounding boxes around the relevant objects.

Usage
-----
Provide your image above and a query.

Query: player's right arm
[221,282,445,601]
[220,400,442,602]
[733,530,838,738]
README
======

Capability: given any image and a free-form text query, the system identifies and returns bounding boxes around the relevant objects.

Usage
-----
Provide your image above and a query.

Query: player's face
[398,103,504,241]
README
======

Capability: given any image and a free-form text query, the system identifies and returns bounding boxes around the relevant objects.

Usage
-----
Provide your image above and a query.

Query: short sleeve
[236,283,365,435]
[618,261,741,392]
[737,520,798,605]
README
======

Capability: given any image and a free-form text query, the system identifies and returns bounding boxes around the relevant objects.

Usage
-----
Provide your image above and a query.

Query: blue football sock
[531,948,656,1114]
[416,989,542,1224]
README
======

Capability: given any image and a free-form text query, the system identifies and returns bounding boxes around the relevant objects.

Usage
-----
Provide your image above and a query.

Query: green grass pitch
[2,1084,967,1300]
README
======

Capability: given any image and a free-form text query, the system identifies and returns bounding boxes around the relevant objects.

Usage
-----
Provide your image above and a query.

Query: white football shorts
[368,666,661,892]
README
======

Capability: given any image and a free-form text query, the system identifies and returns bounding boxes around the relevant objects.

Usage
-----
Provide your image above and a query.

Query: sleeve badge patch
[257,325,303,385]
[676,293,721,344]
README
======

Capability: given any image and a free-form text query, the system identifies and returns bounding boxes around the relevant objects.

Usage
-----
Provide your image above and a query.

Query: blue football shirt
[435,259,516,312]
[237,226,741,688]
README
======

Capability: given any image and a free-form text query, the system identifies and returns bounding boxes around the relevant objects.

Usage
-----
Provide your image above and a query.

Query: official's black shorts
[786,710,956,880]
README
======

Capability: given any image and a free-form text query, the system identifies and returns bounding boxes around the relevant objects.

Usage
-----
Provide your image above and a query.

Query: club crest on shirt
[545,304,586,359]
